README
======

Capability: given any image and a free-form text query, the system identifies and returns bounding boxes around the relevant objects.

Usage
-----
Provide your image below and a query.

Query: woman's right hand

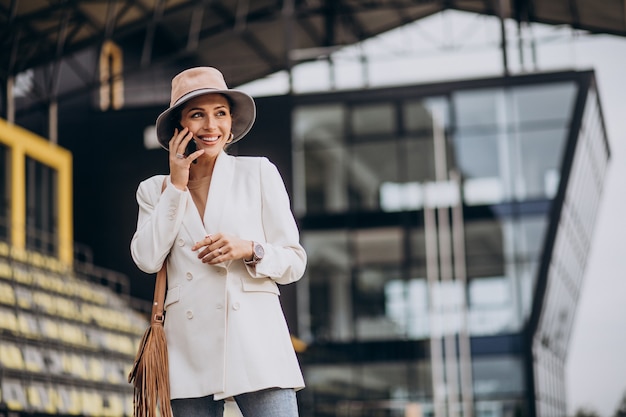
[168,127,204,190]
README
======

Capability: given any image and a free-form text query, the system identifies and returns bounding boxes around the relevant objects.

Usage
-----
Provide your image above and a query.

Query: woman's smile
[195,134,221,144]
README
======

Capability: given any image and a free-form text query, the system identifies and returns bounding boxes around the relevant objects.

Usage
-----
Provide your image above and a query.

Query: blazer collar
[203,151,235,233]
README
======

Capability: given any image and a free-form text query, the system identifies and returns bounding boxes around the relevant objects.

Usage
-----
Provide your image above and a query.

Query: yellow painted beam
[10,141,25,251]
[0,118,73,265]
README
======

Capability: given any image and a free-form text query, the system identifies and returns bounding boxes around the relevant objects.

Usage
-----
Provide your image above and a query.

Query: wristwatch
[244,242,265,266]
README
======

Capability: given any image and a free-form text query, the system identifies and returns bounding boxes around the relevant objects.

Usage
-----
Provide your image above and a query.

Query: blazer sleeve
[130,175,188,273]
[246,158,307,285]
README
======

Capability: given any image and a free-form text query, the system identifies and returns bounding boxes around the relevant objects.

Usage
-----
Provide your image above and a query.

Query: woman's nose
[203,116,216,130]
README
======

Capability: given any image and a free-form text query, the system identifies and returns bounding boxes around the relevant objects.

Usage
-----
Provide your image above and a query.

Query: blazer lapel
[181,192,205,243]
[203,151,235,234]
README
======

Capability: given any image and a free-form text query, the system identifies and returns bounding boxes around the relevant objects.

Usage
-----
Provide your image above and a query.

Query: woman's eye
[216,110,227,117]
[191,112,203,118]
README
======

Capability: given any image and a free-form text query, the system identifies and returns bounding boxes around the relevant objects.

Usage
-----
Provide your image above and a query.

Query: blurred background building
[1,1,624,416]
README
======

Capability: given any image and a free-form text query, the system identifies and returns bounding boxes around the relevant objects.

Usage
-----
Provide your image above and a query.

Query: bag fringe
[128,323,172,417]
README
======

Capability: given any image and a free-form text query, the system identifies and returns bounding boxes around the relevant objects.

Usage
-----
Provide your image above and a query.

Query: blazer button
[177,238,185,247]
[186,310,193,319]
[232,302,240,311]
[186,272,193,281]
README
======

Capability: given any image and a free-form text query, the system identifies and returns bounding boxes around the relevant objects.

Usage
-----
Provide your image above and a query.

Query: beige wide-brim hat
[155,67,256,149]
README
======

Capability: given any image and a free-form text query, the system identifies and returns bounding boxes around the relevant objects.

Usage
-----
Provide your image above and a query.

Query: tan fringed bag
[128,262,172,417]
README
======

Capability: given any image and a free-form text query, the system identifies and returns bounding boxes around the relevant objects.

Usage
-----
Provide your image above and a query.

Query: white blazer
[130,152,306,400]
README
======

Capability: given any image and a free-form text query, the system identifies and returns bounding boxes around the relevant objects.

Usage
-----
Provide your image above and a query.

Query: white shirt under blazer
[131,151,306,400]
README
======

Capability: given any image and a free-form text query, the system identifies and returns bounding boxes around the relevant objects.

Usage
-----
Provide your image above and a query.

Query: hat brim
[155,88,256,150]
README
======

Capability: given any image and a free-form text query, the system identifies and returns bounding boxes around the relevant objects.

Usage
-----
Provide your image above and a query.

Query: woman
[130,67,306,417]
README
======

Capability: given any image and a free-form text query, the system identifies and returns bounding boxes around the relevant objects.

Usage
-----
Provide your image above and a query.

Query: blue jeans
[170,388,299,417]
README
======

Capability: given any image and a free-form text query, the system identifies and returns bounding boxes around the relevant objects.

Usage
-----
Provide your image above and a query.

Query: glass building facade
[288,71,609,417]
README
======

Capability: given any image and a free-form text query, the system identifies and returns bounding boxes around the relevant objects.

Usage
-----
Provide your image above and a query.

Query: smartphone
[184,139,197,157]
[174,122,198,158]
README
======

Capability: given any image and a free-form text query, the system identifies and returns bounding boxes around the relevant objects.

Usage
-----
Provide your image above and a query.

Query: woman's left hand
[192,233,254,265]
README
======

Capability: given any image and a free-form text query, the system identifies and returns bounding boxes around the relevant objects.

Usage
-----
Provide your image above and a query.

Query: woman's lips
[196,135,219,143]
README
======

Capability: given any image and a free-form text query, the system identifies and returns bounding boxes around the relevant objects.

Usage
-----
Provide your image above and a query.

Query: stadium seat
[12,265,32,285]
[0,260,11,278]
[55,296,79,320]
[88,357,105,381]
[33,290,55,314]
[23,345,45,372]
[58,322,88,346]
[27,383,57,414]
[17,312,41,339]
[0,343,24,369]
[41,317,60,339]
[0,281,15,305]
[0,307,19,333]
[103,360,123,384]
[1,378,26,411]
[15,286,33,309]
[102,393,125,417]
[26,384,42,411]
[81,390,104,416]
[69,353,89,379]
[57,386,82,415]
[0,241,9,257]
[105,332,135,355]
[44,349,64,375]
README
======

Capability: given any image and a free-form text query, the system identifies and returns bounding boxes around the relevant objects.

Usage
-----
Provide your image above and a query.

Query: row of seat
[0,258,107,306]
[0,242,69,275]
[0,306,140,355]
[0,341,131,384]
[1,377,132,416]
[0,243,145,415]
[0,281,146,335]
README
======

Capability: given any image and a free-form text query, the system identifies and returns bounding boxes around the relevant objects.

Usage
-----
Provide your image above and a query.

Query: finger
[168,128,179,151]
[170,128,191,158]
[196,246,212,258]
[188,148,205,163]
[193,233,216,251]
[201,248,223,264]
[169,127,187,145]
[172,127,188,147]
[176,130,194,155]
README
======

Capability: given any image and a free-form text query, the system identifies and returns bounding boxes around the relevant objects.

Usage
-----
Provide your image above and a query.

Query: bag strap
[151,176,169,325]
[151,265,167,325]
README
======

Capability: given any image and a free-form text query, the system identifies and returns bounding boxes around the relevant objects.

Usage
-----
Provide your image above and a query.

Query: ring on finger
[218,247,223,255]
[175,153,185,159]
[206,234,213,244]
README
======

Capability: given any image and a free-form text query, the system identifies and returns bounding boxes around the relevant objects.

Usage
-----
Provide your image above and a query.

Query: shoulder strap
[151,177,169,325]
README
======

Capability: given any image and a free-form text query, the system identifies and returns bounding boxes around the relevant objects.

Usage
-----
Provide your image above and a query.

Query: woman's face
[179,93,233,160]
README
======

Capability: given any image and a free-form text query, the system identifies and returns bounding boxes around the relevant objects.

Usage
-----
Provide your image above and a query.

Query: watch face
[254,243,265,259]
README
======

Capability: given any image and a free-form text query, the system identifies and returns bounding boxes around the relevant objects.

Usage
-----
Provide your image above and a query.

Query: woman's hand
[192,233,254,265]
[168,127,204,190]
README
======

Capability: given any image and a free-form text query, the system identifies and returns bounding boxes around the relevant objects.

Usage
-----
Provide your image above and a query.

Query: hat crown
[170,67,229,107]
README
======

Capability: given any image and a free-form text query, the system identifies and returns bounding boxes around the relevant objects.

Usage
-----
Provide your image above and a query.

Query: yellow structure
[0,118,73,264]
[99,40,124,111]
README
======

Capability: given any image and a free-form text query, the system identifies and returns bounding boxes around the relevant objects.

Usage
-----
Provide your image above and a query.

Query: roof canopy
[1,0,625,86]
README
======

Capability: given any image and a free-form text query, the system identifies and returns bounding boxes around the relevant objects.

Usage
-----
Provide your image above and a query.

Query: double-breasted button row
[181,268,225,282]
[184,303,239,319]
